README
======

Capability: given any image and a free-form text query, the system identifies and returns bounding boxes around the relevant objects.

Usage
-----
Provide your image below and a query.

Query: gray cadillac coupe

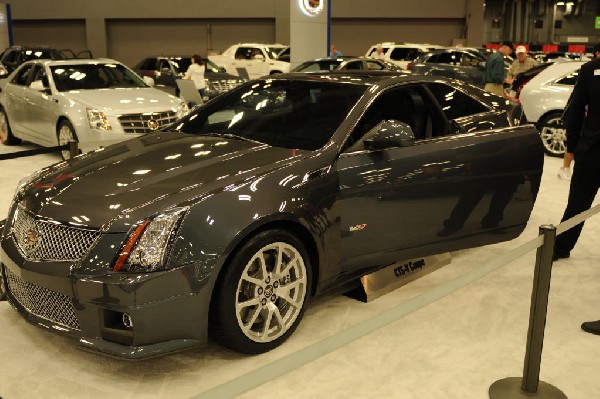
[0,72,544,359]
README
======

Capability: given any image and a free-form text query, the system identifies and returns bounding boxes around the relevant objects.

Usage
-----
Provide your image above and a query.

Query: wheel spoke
[240,306,262,334]
[236,296,260,312]
[261,308,274,337]
[274,243,284,275]
[241,270,263,287]
[256,252,269,279]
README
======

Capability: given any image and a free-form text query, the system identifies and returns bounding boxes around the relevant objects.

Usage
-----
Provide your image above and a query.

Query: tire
[210,229,312,354]
[537,112,566,157]
[57,120,79,160]
[0,265,7,301]
[0,107,21,145]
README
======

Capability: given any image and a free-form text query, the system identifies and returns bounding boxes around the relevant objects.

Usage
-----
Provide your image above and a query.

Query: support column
[85,17,107,58]
[289,0,329,68]
[466,0,484,47]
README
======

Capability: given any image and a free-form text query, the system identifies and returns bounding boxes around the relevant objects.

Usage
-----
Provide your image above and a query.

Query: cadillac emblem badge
[147,119,159,131]
[300,0,323,16]
[24,229,39,250]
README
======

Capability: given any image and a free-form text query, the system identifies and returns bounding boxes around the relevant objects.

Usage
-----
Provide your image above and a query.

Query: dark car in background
[409,48,488,87]
[0,45,92,78]
[133,55,245,99]
[0,72,543,359]
[291,56,405,73]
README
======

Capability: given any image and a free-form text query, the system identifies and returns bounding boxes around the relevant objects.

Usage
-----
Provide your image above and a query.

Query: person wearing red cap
[505,45,539,85]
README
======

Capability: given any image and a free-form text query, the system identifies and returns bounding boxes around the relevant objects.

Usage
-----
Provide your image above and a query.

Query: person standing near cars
[372,45,386,59]
[505,45,539,85]
[483,41,513,96]
[553,43,600,336]
[184,54,206,99]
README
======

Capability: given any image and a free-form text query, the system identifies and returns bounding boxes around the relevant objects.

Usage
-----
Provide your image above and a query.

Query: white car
[365,42,444,70]
[209,43,290,80]
[517,60,583,157]
[0,59,188,158]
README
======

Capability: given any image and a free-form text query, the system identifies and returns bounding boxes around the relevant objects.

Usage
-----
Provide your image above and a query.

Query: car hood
[206,71,242,80]
[61,88,181,114]
[19,132,309,231]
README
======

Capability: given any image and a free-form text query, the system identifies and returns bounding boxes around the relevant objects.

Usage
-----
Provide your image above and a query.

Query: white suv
[209,43,290,80]
[365,42,443,70]
[0,59,188,158]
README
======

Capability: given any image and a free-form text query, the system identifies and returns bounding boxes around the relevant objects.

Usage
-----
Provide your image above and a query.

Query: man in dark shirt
[483,41,513,96]
[553,42,600,336]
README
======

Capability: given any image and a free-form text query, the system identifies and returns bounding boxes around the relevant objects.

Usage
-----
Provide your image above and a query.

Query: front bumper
[0,231,214,359]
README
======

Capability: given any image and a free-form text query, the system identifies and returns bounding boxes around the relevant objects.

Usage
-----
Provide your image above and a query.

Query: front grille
[12,206,101,262]
[211,80,242,93]
[5,267,80,330]
[118,111,178,134]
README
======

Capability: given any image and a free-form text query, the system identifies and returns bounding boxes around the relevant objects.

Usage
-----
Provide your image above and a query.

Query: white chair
[176,79,204,107]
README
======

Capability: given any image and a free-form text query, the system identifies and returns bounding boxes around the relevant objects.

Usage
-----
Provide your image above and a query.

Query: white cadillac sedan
[517,60,583,157]
[0,59,189,158]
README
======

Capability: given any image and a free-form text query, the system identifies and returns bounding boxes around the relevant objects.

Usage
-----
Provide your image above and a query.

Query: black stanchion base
[489,377,567,398]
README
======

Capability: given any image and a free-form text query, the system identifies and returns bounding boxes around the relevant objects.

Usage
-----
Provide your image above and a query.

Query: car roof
[270,71,445,85]
[527,60,584,86]
[31,58,122,67]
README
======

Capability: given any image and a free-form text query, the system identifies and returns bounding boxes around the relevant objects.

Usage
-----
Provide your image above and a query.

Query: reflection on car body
[0,72,544,359]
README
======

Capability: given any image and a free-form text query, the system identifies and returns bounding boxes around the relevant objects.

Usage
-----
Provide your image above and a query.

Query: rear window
[555,70,579,86]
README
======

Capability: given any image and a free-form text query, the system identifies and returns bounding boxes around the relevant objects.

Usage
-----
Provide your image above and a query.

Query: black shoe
[581,320,600,336]
[552,251,570,261]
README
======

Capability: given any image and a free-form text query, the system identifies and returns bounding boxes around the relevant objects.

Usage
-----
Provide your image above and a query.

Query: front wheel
[0,107,21,145]
[57,120,79,160]
[210,229,312,354]
[537,112,566,157]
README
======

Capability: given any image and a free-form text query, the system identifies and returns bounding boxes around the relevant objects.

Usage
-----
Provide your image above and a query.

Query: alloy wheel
[539,116,566,156]
[235,241,308,343]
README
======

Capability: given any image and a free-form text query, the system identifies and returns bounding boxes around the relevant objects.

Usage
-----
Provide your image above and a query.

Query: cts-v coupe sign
[0,71,543,359]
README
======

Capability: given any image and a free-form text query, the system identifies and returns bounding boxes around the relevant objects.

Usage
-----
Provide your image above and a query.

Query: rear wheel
[210,229,312,354]
[0,107,21,145]
[537,112,566,157]
[57,120,79,160]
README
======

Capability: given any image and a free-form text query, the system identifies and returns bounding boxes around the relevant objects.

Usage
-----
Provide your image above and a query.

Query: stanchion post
[522,224,556,392]
[489,224,567,398]
[69,140,78,159]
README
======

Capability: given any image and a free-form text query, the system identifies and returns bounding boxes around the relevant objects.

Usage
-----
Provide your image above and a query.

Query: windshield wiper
[196,132,264,144]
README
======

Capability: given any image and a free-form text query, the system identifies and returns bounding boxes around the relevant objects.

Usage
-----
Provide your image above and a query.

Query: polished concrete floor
[1,142,599,399]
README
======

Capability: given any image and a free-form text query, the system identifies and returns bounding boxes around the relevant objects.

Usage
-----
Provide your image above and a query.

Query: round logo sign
[300,0,323,16]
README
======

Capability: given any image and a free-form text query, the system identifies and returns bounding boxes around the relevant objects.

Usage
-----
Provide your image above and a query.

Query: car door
[233,47,266,79]
[336,84,541,275]
[20,64,59,145]
[3,63,34,136]
[154,58,177,92]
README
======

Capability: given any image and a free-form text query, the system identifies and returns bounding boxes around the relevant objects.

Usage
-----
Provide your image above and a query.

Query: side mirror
[364,120,415,150]
[161,67,172,74]
[29,80,47,92]
[143,76,155,86]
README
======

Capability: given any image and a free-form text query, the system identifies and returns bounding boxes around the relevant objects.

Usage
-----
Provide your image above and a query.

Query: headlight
[87,108,112,130]
[13,167,51,200]
[176,101,189,119]
[113,207,188,273]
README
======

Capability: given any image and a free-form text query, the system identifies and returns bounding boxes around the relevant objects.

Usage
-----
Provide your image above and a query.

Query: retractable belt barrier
[194,203,600,399]
[0,141,78,160]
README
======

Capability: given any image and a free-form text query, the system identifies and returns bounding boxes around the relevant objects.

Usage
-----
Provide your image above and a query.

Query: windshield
[174,79,365,150]
[50,63,146,91]
[24,49,60,61]
[265,47,287,60]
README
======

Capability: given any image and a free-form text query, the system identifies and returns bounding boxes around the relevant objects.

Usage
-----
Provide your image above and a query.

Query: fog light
[122,312,133,328]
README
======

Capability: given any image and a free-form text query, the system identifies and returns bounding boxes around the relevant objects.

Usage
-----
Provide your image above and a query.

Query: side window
[157,59,171,72]
[556,70,579,86]
[436,52,461,65]
[426,82,489,120]
[12,64,34,86]
[344,61,362,70]
[425,54,440,63]
[366,61,385,70]
[2,50,17,64]
[346,86,447,150]
[142,58,158,70]
[31,65,49,87]
[234,47,254,60]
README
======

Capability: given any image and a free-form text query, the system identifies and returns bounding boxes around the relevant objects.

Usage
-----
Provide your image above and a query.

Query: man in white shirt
[372,45,386,59]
